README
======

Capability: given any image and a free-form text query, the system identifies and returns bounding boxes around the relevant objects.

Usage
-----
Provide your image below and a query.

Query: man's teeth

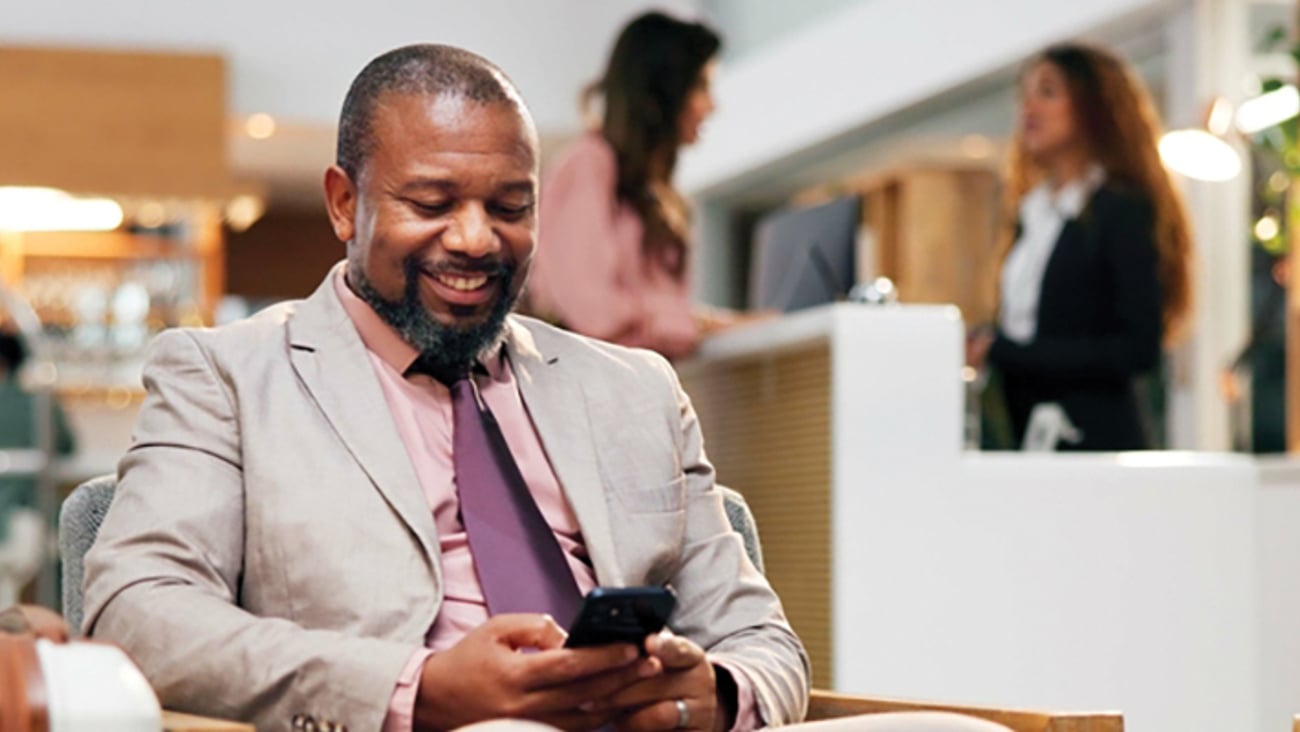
[433,273,489,291]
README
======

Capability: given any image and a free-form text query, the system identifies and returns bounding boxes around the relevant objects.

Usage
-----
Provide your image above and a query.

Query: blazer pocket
[610,476,686,514]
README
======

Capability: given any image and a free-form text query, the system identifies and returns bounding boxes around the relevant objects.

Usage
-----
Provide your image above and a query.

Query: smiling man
[83,45,808,732]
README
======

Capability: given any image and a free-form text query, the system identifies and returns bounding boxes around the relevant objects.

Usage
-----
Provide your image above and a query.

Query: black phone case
[564,587,676,648]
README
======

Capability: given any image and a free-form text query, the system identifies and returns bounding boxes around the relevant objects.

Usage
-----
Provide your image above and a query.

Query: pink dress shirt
[530,132,700,360]
[332,271,757,731]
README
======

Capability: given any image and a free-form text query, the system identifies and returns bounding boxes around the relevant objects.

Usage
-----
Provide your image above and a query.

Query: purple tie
[448,374,583,625]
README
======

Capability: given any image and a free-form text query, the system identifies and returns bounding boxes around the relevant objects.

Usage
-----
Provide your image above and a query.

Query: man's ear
[323,165,358,243]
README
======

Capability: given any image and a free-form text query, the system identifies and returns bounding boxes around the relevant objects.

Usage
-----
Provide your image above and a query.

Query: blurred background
[2,0,1294,462]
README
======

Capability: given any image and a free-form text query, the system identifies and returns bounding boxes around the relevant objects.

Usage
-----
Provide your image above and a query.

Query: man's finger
[490,613,569,651]
[615,697,709,732]
[597,660,718,713]
[645,631,705,670]
[522,643,644,689]
[522,654,661,714]
[598,674,676,712]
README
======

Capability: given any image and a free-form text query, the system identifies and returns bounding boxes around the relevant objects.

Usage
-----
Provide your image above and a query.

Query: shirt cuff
[382,648,434,732]
[711,658,761,732]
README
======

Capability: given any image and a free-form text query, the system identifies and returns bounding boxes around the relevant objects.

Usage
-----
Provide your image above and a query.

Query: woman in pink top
[530,11,729,360]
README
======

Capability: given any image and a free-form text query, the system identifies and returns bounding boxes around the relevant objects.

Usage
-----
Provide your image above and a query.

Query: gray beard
[350,257,517,375]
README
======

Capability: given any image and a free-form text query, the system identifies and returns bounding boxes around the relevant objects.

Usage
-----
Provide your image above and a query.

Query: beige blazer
[84,269,810,732]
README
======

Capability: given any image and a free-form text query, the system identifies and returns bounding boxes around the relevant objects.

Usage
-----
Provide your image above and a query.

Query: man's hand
[0,605,70,642]
[414,614,662,731]
[601,631,729,732]
[965,327,995,370]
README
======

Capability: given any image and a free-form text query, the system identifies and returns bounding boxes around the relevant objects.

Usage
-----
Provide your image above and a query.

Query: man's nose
[443,204,499,259]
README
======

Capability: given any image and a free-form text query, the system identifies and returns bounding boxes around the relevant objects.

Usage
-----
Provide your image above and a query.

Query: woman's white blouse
[998,164,1105,343]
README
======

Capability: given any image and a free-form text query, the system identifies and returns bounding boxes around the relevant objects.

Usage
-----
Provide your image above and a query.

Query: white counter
[684,304,1291,732]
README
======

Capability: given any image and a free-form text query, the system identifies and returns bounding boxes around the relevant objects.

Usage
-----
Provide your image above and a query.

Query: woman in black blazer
[975,43,1193,451]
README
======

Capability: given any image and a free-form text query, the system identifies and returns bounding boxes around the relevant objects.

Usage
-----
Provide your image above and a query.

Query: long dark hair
[584,11,721,278]
[1001,43,1194,341]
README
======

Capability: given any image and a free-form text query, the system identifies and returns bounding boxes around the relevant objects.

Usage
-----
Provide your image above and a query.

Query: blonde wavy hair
[1001,43,1194,342]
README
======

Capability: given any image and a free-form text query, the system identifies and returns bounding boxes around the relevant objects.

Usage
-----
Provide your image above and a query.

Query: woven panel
[680,345,833,687]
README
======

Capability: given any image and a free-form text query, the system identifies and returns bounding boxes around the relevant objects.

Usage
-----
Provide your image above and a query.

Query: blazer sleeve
[650,354,812,725]
[82,330,415,732]
[534,137,642,341]
[989,196,1163,381]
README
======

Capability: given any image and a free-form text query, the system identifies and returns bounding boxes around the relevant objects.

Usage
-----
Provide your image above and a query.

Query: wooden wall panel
[679,345,833,687]
[0,46,228,198]
[859,167,1001,326]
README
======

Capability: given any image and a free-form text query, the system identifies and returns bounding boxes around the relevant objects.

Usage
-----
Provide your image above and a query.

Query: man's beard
[351,256,519,375]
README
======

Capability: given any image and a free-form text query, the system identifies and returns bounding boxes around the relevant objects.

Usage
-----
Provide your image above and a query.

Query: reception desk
[677,304,1294,732]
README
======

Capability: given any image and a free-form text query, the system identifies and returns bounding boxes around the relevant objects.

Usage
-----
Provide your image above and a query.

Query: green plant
[1252,25,1300,256]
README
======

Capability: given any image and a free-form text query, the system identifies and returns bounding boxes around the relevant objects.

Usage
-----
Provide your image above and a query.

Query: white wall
[1161,0,1253,452]
[1,0,698,135]
[678,0,1173,196]
[702,0,866,61]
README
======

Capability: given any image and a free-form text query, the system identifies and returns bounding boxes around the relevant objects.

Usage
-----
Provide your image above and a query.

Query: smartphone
[564,586,676,649]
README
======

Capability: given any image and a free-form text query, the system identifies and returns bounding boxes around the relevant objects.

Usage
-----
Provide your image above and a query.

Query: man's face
[325,92,538,361]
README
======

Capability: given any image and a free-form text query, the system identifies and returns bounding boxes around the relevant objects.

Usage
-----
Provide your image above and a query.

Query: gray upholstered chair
[718,485,764,574]
[58,473,115,634]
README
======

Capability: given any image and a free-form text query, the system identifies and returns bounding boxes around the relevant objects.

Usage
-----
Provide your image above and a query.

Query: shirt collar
[1022,163,1107,222]
[332,265,508,381]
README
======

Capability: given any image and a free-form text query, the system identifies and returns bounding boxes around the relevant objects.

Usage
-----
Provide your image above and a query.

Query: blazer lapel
[505,319,623,586]
[286,268,442,572]
[1036,217,1088,325]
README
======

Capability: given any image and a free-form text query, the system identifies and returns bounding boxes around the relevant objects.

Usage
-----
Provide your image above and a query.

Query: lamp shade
[1158,129,1242,182]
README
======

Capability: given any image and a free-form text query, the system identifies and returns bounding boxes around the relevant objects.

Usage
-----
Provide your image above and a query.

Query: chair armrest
[163,710,255,732]
[807,689,1123,732]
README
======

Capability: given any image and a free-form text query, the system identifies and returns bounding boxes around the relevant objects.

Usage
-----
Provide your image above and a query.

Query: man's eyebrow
[396,179,535,196]
[497,181,536,197]
[398,179,457,194]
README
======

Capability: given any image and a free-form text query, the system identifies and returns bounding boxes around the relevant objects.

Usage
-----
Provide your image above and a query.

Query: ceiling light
[1207,97,1234,136]
[136,201,168,229]
[1254,214,1280,241]
[244,113,277,140]
[959,135,996,160]
[1158,130,1242,182]
[0,187,124,232]
[225,194,265,232]
[1236,85,1300,134]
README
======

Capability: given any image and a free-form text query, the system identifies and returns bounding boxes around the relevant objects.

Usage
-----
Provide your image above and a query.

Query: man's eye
[493,203,534,220]
[411,200,452,214]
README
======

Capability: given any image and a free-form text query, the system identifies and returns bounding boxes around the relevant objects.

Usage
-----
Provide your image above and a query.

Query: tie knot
[407,356,472,388]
